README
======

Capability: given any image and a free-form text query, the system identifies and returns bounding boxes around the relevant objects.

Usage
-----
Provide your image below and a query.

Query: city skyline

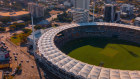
[0,0,140,79]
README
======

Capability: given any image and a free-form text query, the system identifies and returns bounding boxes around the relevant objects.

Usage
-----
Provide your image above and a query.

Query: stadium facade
[38,22,140,79]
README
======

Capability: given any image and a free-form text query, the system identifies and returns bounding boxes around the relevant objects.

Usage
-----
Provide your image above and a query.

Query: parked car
[26,60,29,63]
[14,56,17,58]
[15,58,17,61]
[11,73,16,76]
[13,53,15,55]
[31,66,34,68]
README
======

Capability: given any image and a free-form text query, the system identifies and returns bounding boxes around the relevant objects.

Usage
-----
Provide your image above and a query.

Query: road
[0,32,44,79]
[46,14,58,22]
[46,12,63,22]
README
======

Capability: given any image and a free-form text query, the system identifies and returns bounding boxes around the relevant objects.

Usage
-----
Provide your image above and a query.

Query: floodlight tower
[31,15,36,58]
[93,1,96,22]
[30,2,36,59]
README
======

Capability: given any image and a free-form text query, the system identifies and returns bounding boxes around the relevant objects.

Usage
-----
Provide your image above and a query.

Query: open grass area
[10,29,32,45]
[60,37,140,70]
[10,34,22,45]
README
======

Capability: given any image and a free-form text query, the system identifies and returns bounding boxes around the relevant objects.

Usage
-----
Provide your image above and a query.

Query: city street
[0,32,44,79]
[46,14,58,22]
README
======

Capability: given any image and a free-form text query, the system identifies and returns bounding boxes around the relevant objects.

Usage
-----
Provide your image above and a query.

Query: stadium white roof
[38,22,140,79]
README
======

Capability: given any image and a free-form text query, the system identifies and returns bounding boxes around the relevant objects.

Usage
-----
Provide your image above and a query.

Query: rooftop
[70,8,89,13]
[135,17,140,21]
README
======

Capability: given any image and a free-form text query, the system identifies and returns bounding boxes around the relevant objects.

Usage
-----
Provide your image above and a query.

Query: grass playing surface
[60,37,140,70]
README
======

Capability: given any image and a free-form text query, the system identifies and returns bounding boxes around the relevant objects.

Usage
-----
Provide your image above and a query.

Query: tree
[19,34,28,45]
[20,14,31,21]
[13,23,25,30]
[12,3,23,10]
[20,28,32,45]
[0,17,11,24]
[57,12,72,22]
[25,21,31,25]
[45,9,51,17]
[13,33,17,36]
[9,25,16,31]
[131,19,135,23]
[22,28,32,34]
[0,27,6,32]
[34,25,42,30]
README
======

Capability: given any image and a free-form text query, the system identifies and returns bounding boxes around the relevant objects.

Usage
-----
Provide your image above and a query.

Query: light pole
[31,14,36,59]
[93,2,95,22]
[29,0,37,60]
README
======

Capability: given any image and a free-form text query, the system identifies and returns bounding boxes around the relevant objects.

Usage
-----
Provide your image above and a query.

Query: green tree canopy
[9,25,16,31]
[34,25,42,30]
[19,34,27,45]
[0,17,11,24]
[0,27,6,32]
[57,12,72,22]
[22,28,32,35]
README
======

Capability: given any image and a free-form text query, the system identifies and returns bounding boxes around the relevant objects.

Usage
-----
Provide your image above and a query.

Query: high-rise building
[70,0,75,6]
[38,0,46,2]
[105,0,111,4]
[104,4,116,22]
[121,4,134,16]
[64,1,71,7]
[73,0,90,10]
[28,2,46,18]
[69,0,90,23]
[114,11,121,22]
[69,8,89,23]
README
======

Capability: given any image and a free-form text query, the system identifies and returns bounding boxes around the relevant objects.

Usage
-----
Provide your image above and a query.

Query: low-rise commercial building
[134,17,140,26]
[0,42,9,61]
[0,42,10,69]
[121,4,134,16]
